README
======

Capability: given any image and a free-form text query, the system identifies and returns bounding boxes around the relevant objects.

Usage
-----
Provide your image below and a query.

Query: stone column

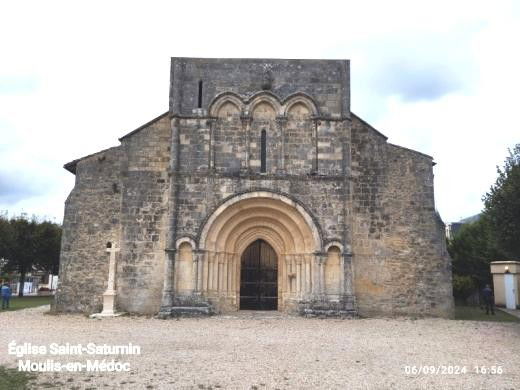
[315,252,327,297]
[207,253,214,291]
[276,116,287,173]
[218,253,227,293]
[287,255,295,294]
[343,252,354,296]
[226,253,232,294]
[160,249,176,310]
[241,115,252,173]
[203,252,210,292]
[191,251,198,294]
[222,253,228,294]
[196,250,205,293]
[312,118,320,174]
[208,119,216,172]
[192,250,205,294]
[213,253,220,292]
[159,116,180,317]
[281,254,287,296]
[296,256,302,296]
[232,253,241,305]
[305,254,312,296]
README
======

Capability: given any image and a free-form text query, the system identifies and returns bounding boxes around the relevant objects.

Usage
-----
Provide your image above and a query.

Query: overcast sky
[0,0,518,224]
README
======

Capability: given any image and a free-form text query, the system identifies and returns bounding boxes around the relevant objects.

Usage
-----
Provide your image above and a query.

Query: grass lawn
[454,305,520,322]
[0,295,53,313]
[0,366,36,390]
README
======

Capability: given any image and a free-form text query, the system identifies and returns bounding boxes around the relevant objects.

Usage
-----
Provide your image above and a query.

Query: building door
[505,273,517,309]
[240,239,278,310]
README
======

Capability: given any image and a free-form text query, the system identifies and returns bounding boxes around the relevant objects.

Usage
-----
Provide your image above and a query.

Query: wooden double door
[240,239,278,310]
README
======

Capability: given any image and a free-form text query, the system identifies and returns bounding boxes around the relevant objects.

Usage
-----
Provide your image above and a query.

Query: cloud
[0,170,42,204]
[376,61,463,102]
[349,27,481,107]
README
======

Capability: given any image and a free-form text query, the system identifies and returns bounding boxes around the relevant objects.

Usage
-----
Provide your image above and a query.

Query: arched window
[260,129,267,173]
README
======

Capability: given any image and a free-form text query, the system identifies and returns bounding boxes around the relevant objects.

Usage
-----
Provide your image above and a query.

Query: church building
[54,58,453,318]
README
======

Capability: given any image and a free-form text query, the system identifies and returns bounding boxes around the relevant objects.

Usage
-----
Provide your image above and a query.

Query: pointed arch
[246,91,283,118]
[283,92,319,118]
[209,92,244,117]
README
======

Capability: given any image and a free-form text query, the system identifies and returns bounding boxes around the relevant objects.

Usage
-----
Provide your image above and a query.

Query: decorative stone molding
[197,188,324,249]
[198,190,323,252]
[208,91,321,121]
[324,241,344,253]
[175,236,196,249]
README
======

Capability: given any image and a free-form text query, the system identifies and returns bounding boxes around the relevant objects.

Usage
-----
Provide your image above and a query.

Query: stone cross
[105,243,119,294]
[100,243,120,316]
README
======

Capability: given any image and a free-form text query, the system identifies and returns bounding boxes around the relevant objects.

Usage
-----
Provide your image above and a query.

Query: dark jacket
[482,287,493,303]
[1,285,12,298]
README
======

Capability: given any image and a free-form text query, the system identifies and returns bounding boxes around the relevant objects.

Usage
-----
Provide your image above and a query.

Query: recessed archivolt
[199,192,322,255]
[324,241,343,253]
[246,91,283,117]
[209,91,320,120]
[209,92,243,117]
[224,216,295,254]
[217,101,240,118]
[206,204,309,253]
[176,237,196,249]
[287,102,311,119]
[284,94,318,118]
[234,227,286,256]
[251,101,276,120]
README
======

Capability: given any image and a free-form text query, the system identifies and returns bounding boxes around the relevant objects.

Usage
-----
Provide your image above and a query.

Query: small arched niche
[217,101,240,119]
[325,245,341,296]
[252,102,276,120]
[176,242,194,294]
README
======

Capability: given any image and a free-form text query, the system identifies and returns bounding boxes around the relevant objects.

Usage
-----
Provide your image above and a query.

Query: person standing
[1,282,12,310]
[482,284,495,315]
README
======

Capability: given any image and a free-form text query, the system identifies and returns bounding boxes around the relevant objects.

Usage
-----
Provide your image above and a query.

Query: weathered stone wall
[174,116,348,246]
[169,58,350,119]
[214,117,244,174]
[381,144,453,317]
[285,118,313,175]
[350,114,453,317]
[54,115,171,315]
[54,147,123,313]
[175,174,347,246]
[117,115,171,314]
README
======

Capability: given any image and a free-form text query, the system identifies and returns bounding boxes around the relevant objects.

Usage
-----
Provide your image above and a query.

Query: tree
[0,212,13,263]
[448,144,520,302]
[448,216,502,290]
[35,221,62,275]
[0,214,62,296]
[483,144,520,258]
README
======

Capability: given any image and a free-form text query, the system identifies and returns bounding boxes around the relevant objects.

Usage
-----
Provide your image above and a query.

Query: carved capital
[314,252,327,265]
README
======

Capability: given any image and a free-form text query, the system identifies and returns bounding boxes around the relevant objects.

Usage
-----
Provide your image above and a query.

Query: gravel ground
[1,306,520,389]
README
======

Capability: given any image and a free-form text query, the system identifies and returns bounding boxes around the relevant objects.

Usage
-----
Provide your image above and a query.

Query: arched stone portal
[193,192,323,313]
[240,239,278,310]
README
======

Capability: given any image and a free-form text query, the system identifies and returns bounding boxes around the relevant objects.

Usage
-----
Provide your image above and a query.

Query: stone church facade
[54,58,454,318]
